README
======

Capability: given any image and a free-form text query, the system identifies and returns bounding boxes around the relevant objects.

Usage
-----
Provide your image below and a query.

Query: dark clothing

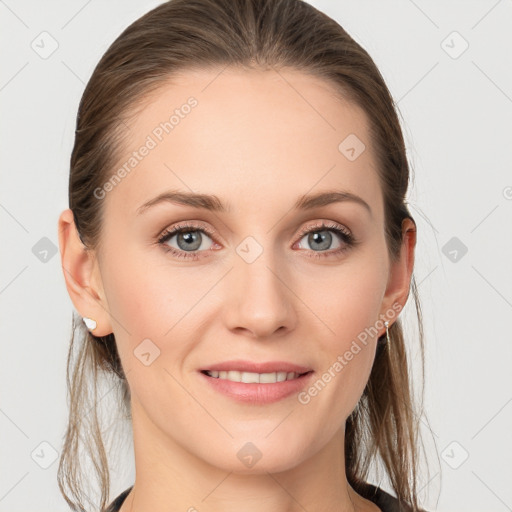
[105,482,426,512]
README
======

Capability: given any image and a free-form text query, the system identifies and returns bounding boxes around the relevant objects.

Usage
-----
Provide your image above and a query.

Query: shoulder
[105,483,429,512]
[360,482,429,512]
[104,486,133,512]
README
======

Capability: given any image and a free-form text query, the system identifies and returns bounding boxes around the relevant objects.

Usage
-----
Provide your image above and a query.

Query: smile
[199,367,314,404]
[202,370,308,383]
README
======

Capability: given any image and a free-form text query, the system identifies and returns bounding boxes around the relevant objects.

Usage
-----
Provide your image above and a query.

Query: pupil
[178,231,201,251]
[309,230,331,251]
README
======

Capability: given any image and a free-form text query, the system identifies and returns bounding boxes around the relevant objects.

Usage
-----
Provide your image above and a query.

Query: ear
[57,208,112,336]
[378,217,417,332]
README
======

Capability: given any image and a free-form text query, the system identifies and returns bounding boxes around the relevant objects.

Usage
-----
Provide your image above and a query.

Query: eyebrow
[136,189,372,217]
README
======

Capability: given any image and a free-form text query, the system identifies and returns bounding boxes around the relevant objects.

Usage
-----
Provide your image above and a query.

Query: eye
[157,221,217,260]
[293,221,356,259]
[156,220,357,261]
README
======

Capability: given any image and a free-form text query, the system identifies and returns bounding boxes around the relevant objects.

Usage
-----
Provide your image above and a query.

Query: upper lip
[201,360,313,374]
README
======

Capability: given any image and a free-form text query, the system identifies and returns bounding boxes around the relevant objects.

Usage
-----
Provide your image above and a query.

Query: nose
[222,248,297,339]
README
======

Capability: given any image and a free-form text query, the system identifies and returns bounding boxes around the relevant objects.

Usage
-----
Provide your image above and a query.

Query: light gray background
[1,1,511,511]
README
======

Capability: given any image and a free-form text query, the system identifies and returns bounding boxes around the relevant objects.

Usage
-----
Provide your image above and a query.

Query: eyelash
[156,221,357,261]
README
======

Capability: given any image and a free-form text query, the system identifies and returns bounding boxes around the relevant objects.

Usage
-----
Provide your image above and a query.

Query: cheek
[294,252,387,416]
[295,251,387,345]
[104,261,172,336]
[101,246,220,375]
[99,244,183,371]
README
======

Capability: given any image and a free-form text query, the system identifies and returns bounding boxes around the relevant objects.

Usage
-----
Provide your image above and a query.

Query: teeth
[228,370,242,382]
[207,370,301,383]
[240,371,259,383]
[277,371,287,382]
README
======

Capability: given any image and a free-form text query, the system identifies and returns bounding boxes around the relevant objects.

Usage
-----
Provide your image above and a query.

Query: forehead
[102,67,382,223]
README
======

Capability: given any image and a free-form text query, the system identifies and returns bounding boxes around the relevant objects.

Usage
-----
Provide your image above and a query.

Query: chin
[194,436,309,475]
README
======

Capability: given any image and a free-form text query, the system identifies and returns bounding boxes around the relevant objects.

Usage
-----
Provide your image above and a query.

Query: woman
[57,0,433,510]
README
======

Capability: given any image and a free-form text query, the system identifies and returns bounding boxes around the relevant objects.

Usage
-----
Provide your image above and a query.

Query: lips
[198,360,315,404]
[200,360,312,374]
[203,370,304,383]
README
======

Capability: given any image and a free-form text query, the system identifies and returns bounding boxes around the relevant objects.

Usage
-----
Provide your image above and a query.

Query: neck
[119,398,375,512]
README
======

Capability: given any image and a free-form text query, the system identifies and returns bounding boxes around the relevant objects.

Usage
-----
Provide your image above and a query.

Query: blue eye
[157,221,357,261]
[157,222,216,260]
[293,222,356,259]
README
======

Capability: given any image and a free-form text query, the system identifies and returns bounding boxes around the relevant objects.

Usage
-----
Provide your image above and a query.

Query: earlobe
[57,209,112,336]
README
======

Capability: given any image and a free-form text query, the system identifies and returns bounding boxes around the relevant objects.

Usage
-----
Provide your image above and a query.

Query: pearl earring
[83,317,97,332]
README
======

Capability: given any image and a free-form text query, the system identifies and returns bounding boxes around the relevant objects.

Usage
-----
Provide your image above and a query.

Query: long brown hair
[58,0,436,510]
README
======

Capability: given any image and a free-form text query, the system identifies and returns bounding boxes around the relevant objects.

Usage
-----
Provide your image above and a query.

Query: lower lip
[199,371,314,404]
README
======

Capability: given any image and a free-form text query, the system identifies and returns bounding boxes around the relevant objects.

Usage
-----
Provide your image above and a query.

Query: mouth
[200,369,312,383]
[198,360,314,404]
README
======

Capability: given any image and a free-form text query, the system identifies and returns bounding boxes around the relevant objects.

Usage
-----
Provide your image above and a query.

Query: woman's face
[84,68,411,473]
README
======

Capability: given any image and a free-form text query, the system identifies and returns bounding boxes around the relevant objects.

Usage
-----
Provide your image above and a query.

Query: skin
[58,67,416,512]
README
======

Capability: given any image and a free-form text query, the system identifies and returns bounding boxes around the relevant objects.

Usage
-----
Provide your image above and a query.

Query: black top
[105,482,425,512]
